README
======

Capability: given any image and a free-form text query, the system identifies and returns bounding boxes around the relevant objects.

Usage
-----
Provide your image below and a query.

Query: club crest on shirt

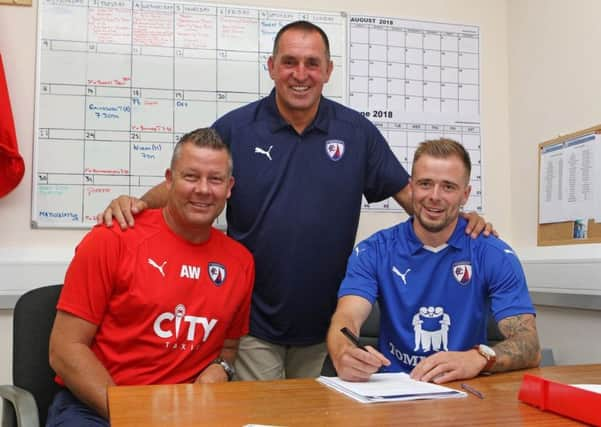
[452,261,472,286]
[208,263,226,286]
[325,140,345,161]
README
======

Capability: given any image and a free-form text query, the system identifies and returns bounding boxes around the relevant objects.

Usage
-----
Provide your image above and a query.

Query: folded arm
[49,311,115,419]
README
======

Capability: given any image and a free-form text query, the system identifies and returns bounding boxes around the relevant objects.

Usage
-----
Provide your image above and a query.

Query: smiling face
[164,143,234,243]
[410,153,471,246]
[268,27,333,126]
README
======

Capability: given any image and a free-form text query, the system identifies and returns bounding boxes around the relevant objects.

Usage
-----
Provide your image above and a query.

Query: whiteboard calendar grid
[349,15,483,213]
[32,4,483,228]
[32,0,346,227]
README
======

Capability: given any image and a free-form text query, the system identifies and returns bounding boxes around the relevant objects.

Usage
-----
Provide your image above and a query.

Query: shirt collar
[403,216,468,254]
[447,216,469,249]
[259,88,331,135]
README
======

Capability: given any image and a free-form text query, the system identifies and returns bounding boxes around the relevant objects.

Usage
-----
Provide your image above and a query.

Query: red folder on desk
[519,373,601,426]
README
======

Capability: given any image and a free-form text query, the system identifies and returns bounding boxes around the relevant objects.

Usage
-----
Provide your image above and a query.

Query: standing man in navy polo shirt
[327,139,540,384]
[100,21,493,380]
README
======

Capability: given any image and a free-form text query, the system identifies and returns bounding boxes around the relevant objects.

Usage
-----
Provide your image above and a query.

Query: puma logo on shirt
[148,258,167,277]
[254,145,273,160]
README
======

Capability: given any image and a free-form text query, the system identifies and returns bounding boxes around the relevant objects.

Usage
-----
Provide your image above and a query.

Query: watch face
[479,344,496,358]
[213,357,235,381]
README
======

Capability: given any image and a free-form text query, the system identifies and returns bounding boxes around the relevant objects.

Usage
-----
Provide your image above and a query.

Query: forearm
[219,339,239,365]
[141,181,169,209]
[492,314,541,372]
[196,339,239,383]
[328,297,390,380]
[392,185,413,214]
[327,297,371,362]
[327,311,358,361]
[50,344,115,419]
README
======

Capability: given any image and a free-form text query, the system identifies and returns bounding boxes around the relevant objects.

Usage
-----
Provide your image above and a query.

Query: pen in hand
[340,327,368,352]
[461,383,485,399]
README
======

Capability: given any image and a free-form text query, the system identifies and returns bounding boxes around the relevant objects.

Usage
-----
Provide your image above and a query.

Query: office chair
[321,303,554,376]
[0,284,63,427]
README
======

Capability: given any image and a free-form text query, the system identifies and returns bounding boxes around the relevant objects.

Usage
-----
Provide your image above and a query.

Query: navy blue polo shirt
[213,89,409,345]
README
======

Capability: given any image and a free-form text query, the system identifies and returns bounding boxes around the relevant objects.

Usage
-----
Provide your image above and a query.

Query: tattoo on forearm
[492,314,541,372]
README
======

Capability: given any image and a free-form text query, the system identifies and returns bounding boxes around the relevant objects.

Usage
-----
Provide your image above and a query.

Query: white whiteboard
[32,0,347,228]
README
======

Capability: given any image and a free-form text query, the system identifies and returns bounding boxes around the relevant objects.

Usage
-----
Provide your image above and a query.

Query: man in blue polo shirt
[100,22,493,381]
[327,138,541,383]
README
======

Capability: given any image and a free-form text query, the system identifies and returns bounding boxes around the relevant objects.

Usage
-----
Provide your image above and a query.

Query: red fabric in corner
[0,54,25,198]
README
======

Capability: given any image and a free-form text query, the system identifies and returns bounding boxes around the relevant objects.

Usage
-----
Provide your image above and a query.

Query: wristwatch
[473,344,496,373]
[212,357,235,381]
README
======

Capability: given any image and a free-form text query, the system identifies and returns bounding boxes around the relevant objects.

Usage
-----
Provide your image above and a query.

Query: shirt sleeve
[363,120,410,203]
[337,239,380,304]
[212,117,232,147]
[57,225,121,325]
[484,241,536,322]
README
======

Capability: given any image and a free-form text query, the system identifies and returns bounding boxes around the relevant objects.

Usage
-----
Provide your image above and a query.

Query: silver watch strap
[212,357,235,381]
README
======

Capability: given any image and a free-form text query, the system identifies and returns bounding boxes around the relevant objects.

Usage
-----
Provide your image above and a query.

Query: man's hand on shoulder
[96,195,147,230]
[410,350,486,384]
[460,211,498,239]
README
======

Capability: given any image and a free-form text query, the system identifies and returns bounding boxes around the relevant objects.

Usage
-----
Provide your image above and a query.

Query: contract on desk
[317,372,466,403]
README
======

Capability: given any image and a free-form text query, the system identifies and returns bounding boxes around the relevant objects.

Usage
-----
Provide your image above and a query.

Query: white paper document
[317,372,466,403]
[539,133,600,224]
[571,384,601,394]
[539,141,566,223]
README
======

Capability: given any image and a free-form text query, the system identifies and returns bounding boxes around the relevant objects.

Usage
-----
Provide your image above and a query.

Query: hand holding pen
[335,327,391,382]
[340,327,368,351]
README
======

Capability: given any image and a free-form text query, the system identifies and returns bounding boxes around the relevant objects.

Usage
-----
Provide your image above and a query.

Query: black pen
[461,383,484,399]
[340,327,367,351]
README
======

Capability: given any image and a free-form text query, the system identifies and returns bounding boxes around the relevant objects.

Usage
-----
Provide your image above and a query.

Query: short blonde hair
[412,138,471,182]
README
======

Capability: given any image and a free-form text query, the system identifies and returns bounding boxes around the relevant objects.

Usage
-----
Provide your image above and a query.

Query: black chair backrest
[357,301,381,348]
[12,284,63,426]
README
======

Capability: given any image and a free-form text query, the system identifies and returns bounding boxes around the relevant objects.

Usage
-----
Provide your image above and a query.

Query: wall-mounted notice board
[538,123,601,246]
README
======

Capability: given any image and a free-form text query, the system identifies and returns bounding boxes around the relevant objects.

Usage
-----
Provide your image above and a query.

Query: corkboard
[538,124,601,246]
[0,0,32,6]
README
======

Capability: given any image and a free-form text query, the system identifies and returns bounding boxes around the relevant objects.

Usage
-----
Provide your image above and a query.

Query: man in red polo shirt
[47,128,255,426]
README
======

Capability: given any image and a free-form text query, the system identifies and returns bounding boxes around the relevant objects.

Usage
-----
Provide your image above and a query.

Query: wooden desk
[108,364,601,426]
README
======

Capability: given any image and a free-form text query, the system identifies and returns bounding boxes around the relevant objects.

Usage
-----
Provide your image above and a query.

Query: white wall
[0,0,513,386]
[507,0,601,364]
[507,0,601,248]
[2,0,599,393]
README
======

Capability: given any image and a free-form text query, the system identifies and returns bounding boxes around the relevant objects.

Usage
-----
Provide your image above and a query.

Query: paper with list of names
[539,133,600,224]
[317,372,466,403]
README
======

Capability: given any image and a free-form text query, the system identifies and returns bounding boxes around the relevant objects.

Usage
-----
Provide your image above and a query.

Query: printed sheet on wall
[32,0,347,228]
[348,15,482,213]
